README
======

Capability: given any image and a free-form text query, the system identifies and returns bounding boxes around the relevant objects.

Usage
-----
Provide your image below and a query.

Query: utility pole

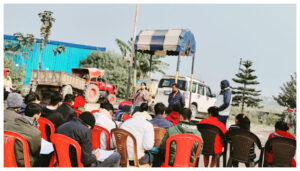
[126,4,139,100]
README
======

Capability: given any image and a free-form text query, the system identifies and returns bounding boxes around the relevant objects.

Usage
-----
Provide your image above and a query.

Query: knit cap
[7,93,23,108]
[79,112,95,129]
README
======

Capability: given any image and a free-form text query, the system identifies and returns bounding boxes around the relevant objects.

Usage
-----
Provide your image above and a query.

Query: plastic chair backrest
[91,125,110,150]
[118,101,133,109]
[197,123,225,155]
[50,133,84,167]
[154,127,167,147]
[91,110,100,114]
[226,128,262,163]
[38,117,55,141]
[4,130,30,167]
[111,128,139,167]
[264,137,296,167]
[164,133,202,167]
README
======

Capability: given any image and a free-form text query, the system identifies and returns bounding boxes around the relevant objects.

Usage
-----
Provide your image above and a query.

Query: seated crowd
[3,89,297,167]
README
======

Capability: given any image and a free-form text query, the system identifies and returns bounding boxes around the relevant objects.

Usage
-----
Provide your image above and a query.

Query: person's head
[98,96,109,106]
[24,103,42,120]
[172,103,182,113]
[41,91,52,104]
[172,83,179,93]
[220,80,230,90]
[73,96,86,109]
[140,82,146,90]
[101,102,114,116]
[275,120,289,131]
[79,112,95,129]
[4,89,9,101]
[235,113,251,130]
[154,103,166,116]
[24,92,40,104]
[207,106,219,117]
[4,68,10,78]
[139,103,148,112]
[49,91,63,108]
[7,92,23,110]
[64,94,75,104]
[179,108,192,122]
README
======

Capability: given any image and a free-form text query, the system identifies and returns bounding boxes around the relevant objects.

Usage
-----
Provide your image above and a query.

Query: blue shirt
[150,116,173,129]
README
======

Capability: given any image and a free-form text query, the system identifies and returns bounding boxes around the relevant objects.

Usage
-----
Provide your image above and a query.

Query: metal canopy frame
[134,29,197,108]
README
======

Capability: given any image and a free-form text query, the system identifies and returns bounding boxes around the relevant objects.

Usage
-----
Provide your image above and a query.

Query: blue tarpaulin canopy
[134,29,196,56]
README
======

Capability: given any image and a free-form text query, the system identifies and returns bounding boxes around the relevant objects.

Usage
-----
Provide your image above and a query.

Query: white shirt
[214,93,232,116]
[94,112,116,149]
[120,116,154,160]
[132,111,152,120]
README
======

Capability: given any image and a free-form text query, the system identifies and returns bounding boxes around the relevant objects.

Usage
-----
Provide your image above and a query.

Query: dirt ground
[85,103,293,167]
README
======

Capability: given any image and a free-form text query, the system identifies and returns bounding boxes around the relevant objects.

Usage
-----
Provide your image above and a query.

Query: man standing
[214,80,232,126]
[168,83,185,111]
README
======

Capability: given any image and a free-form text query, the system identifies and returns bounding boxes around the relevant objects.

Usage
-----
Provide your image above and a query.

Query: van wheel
[191,104,197,119]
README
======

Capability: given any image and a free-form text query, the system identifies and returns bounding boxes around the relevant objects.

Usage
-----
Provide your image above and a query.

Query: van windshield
[158,79,187,91]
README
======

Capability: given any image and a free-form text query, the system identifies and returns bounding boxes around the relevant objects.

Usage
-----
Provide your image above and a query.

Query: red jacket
[199,116,227,154]
[265,130,296,167]
[165,111,180,126]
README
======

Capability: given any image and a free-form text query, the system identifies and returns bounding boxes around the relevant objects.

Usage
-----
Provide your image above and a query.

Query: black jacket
[57,103,77,123]
[42,107,64,129]
[56,118,97,167]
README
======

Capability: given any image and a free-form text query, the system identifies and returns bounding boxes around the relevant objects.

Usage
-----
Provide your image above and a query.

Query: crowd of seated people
[3,89,297,168]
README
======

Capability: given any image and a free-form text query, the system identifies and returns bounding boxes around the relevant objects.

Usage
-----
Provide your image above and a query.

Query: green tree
[273,72,296,109]
[38,10,55,69]
[80,50,130,98]
[4,33,36,93]
[115,38,169,79]
[232,60,262,112]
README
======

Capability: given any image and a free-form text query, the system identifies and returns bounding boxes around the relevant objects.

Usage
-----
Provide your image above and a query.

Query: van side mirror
[211,93,216,98]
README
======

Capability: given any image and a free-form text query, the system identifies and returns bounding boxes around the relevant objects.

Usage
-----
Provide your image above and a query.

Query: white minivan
[153,75,216,121]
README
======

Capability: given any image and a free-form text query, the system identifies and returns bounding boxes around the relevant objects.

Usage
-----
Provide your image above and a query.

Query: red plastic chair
[37,117,56,167]
[118,101,133,109]
[50,133,84,167]
[4,130,30,167]
[161,133,202,167]
[91,109,100,114]
[38,117,55,141]
[91,125,110,150]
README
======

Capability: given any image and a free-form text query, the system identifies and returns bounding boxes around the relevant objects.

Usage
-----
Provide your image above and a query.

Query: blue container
[4,34,106,84]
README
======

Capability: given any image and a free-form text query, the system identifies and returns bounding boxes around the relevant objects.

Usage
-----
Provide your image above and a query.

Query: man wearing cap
[4,92,22,123]
[56,112,121,167]
[214,80,232,126]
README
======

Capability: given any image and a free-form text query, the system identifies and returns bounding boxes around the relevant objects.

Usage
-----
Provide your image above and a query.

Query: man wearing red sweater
[199,106,227,167]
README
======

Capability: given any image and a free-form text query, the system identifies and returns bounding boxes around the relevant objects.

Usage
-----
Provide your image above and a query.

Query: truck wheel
[191,104,198,120]
[107,94,117,104]
[61,85,73,99]
[85,84,100,103]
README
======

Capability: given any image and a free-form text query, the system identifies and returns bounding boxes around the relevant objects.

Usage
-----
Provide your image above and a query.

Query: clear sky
[4,4,296,97]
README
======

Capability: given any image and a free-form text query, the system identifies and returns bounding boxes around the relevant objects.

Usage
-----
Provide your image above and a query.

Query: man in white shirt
[120,115,154,165]
[132,103,152,120]
[93,103,116,149]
